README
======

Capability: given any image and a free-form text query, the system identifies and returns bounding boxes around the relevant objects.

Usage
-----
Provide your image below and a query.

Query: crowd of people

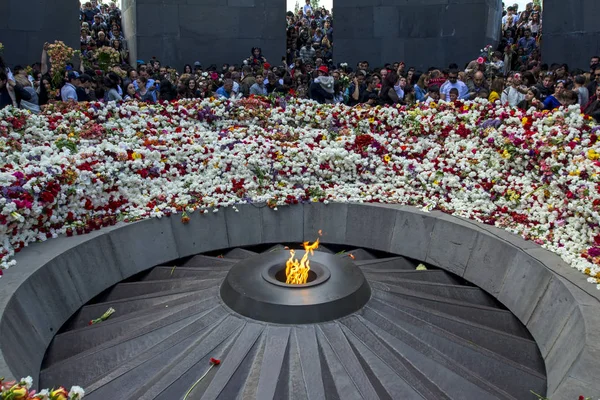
[1,1,600,121]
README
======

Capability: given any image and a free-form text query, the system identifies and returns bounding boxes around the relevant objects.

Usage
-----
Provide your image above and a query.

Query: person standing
[303,0,312,16]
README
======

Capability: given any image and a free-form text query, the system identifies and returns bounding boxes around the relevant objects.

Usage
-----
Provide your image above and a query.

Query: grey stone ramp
[223,248,258,259]
[40,247,546,399]
[354,256,417,270]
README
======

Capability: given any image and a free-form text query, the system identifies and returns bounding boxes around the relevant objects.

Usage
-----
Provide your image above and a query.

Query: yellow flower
[50,387,69,400]
[131,152,142,160]
[521,117,528,125]
[383,154,391,163]
[588,149,599,160]
[502,149,511,159]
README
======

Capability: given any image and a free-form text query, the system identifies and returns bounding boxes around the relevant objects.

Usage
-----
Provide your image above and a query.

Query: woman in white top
[528,13,541,37]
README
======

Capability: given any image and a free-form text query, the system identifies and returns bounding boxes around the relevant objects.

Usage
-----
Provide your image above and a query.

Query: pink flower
[477,57,485,64]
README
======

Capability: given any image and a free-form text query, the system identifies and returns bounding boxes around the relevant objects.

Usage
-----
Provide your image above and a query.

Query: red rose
[210,357,221,365]
[40,191,55,203]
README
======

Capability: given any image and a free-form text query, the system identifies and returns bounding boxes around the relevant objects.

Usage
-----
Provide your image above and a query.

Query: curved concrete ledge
[1,203,599,398]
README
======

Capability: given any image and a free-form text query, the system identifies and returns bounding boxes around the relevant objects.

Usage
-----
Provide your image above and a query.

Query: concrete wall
[333,0,503,70]
[1,203,600,398]
[542,0,600,70]
[0,0,80,68]
[127,0,286,69]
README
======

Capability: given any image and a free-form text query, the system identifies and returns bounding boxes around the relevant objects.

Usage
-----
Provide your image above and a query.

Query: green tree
[294,0,300,13]
[311,0,320,10]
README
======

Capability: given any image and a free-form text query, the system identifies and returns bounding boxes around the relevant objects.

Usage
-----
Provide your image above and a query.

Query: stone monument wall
[123,0,286,69]
[0,0,80,69]
[333,0,503,71]
[542,0,600,70]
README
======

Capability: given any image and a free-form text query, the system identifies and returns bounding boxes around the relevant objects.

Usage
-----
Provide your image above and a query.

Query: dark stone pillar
[0,0,80,68]
[124,0,286,70]
[333,0,503,71]
[542,0,600,70]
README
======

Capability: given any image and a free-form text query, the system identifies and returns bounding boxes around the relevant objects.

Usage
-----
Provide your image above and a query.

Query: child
[449,88,459,102]
[424,85,440,104]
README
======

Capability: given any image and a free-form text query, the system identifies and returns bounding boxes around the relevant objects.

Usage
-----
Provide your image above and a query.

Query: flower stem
[182,364,214,400]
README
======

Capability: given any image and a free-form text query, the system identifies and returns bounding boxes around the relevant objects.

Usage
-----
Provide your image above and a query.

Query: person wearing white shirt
[440,70,469,101]
[501,74,527,107]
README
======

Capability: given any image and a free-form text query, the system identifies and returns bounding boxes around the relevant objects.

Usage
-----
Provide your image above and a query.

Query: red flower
[579,396,585,400]
[40,191,55,203]
[210,357,221,365]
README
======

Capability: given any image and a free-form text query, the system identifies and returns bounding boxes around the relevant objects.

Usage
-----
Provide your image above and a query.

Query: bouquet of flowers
[338,75,351,91]
[46,41,76,87]
[94,46,121,72]
[0,376,84,399]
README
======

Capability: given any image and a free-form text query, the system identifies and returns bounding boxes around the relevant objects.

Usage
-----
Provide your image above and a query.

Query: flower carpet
[1,97,599,289]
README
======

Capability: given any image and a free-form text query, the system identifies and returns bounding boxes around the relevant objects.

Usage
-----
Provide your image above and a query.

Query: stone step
[339,248,377,261]
[142,322,265,400]
[41,301,226,390]
[368,297,545,375]
[141,267,228,281]
[364,269,461,285]
[355,256,418,271]
[373,289,531,339]
[64,289,213,331]
[101,278,221,302]
[182,255,237,268]
[44,291,220,366]
[362,304,546,399]
[264,244,287,253]
[223,248,258,260]
[345,316,509,399]
[369,279,500,308]
[81,314,238,400]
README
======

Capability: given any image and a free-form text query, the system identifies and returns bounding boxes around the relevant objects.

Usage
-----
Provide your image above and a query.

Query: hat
[67,71,80,81]
[136,60,145,65]
[194,61,202,67]
[317,65,329,74]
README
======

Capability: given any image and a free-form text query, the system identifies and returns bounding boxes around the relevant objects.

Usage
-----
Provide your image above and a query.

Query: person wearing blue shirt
[61,71,80,102]
[302,0,312,16]
[440,70,469,101]
[216,79,234,99]
[133,70,157,102]
[517,29,537,55]
[544,81,565,110]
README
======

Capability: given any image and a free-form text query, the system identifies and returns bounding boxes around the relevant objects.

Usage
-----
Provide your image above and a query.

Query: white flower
[34,389,50,399]
[68,385,85,399]
[21,376,33,389]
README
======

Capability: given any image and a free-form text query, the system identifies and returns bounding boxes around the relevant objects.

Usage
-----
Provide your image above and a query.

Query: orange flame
[285,238,320,284]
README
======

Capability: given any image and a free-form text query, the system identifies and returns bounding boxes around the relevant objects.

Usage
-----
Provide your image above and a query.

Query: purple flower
[588,247,600,257]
